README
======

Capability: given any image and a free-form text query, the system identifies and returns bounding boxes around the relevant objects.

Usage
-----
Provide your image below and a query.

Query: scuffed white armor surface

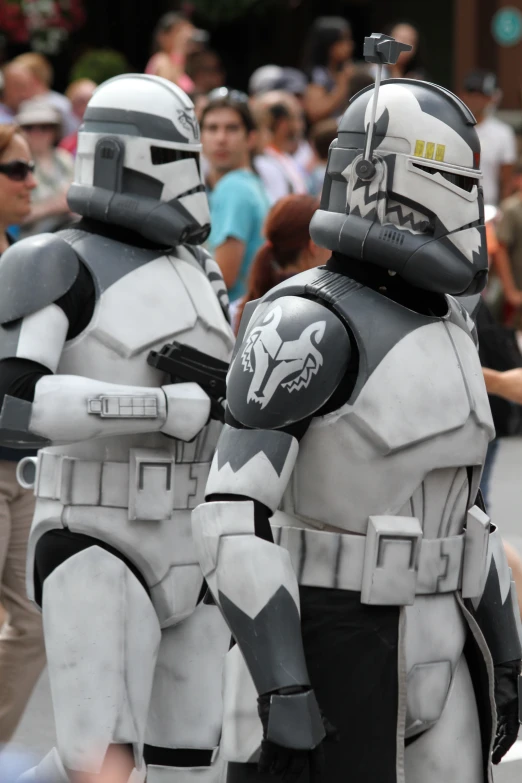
[58,254,230,383]
[25,247,234,782]
[403,656,482,782]
[219,312,495,774]
[28,249,234,623]
[43,546,161,773]
[282,320,493,536]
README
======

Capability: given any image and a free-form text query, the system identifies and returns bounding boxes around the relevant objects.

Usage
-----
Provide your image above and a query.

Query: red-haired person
[233,194,331,331]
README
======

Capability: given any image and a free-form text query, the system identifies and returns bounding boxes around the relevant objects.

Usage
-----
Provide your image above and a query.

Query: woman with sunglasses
[15,98,74,238]
[0,123,46,744]
[0,126,37,251]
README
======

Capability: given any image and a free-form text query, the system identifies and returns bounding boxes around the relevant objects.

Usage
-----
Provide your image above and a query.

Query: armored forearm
[1,375,210,445]
[472,526,522,665]
[193,499,310,696]
[192,424,309,696]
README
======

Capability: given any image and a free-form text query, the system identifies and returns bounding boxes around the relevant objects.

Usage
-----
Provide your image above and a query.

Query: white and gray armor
[192,61,522,783]
[0,75,235,783]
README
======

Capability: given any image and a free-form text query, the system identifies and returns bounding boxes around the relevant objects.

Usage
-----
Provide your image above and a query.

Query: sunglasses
[0,160,36,181]
[207,87,249,104]
[22,123,57,133]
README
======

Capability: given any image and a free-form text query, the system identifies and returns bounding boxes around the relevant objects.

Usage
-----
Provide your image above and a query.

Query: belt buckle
[361,515,422,606]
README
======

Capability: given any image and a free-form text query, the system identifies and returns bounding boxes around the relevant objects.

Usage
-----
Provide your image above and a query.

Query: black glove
[257,688,337,782]
[492,660,521,764]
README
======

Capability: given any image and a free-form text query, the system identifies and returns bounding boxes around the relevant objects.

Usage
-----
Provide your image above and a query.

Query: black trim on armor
[143,746,212,768]
[0,318,22,362]
[266,690,325,750]
[0,358,49,404]
[58,226,161,296]
[151,146,199,167]
[0,234,80,324]
[204,493,274,542]
[325,255,449,316]
[83,107,194,144]
[33,529,150,608]
[0,394,48,449]
[473,558,522,665]
[218,585,310,695]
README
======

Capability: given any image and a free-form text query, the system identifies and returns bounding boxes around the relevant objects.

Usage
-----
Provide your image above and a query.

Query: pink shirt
[145,53,195,94]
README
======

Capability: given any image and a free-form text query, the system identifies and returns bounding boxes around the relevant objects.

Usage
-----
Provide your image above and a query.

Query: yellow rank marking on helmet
[414,140,446,162]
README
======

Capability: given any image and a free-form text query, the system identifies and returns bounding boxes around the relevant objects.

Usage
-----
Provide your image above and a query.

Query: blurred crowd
[2,12,522,332]
[1,9,522,781]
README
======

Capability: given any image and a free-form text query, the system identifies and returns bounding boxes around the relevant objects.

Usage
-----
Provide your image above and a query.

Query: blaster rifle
[147,341,229,422]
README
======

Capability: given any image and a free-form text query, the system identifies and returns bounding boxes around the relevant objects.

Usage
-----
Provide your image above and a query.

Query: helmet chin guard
[310,34,488,296]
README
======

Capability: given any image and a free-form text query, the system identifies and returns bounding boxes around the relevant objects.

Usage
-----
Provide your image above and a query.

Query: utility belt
[272,508,491,604]
[17,448,210,519]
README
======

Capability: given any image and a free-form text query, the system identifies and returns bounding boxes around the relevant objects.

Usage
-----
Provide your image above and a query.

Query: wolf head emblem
[177,109,200,140]
[240,305,326,409]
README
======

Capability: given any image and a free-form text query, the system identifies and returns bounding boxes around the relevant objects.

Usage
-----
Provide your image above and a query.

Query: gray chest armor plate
[22,230,235,625]
[260,267,494,538]
[57,228,232,385]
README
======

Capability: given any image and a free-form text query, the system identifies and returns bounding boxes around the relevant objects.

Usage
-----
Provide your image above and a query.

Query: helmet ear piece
[93,137,124,192]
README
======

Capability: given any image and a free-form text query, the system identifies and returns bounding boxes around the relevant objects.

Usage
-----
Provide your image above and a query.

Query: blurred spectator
[308,118,338,196]
[248,66,311,177]
[381,22,426,80]
[347,63,375,100]
[234,194,330,330]
[497,163,522,324]
[146,12,206,93]
[186,49,225,94]
[0,62,37,124]
[302,16,354,123]
[201,94,269,302]
[59,79,97,157]
[249,65,285,96]
[504,542,522,620]
[461,70,517,205]
[0,124,45,744]
[253,91,308,204]
[249,65,308,100]
[10,53,77,137]
[16,99,74,237]
[192,91,210,123]
[484,202,522,313]
[483,366,522,405]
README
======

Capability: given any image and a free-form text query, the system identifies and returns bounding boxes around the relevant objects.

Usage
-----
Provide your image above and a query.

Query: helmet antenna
[355,33,413,181]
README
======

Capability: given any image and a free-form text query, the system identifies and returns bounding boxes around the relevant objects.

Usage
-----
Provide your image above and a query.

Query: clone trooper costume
[0,75,235,782]
[192,65,522,783]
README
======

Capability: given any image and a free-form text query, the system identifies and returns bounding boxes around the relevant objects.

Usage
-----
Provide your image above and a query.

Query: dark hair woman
[145,11,197,93]
[302,16,355,123]
[233,194,330,331]
[383,21,427,80]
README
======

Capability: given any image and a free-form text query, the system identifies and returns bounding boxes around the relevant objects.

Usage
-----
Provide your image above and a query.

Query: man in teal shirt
[201,93,270,302]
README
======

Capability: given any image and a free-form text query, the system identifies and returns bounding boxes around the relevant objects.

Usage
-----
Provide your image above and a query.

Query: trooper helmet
[310,79,487,295]
[68,74,209,246]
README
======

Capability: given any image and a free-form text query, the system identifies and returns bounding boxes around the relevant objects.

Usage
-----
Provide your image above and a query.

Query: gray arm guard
[472,526,522,665]
[192,499,310,696]
[8,375,210,445]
